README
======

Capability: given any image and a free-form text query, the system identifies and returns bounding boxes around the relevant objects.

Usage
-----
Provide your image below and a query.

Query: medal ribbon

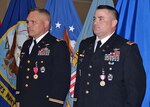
[33,61,38,74]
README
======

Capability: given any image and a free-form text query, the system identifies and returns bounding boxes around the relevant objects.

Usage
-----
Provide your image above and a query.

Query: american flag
[69,70,77,98]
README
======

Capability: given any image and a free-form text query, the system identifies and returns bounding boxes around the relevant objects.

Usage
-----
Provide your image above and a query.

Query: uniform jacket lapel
[30,33,56,56]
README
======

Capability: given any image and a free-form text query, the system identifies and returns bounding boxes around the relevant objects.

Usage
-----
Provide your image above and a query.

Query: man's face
[26,11,46,39]
[93,9,116,39]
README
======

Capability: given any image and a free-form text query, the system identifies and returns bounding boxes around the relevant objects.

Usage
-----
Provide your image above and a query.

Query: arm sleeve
[49,41,71,106]
[73,40,86,106]
[123,44,146,107]
[15,41,27,102]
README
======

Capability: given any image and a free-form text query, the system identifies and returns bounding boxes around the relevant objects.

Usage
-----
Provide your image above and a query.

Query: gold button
[26,76,29,79]
[46,95,49,98]
[88,73,91,77]
[25,84,28,87]
[85,90,89,94]
[109,67,112,70]
[89,65,92,68]
[27,60,30,63]
[87,82,90,85]
[27,68,30,71]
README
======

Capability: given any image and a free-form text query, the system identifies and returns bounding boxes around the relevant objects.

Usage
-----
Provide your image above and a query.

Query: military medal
[40,66,45,73]
[100,74,106,86]
[108,74,113,81]
[33,74,38,79]
[100,81,105,86]
[33,61,38,79]
[99,69,106,87]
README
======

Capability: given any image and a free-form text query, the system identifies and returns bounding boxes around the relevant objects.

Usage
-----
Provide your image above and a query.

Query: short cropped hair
[96,5,119,21]
[28,8,50,18]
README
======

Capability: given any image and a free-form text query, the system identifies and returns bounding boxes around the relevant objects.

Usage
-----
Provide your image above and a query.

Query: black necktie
[31,40,37,53]
[95,40,101,52]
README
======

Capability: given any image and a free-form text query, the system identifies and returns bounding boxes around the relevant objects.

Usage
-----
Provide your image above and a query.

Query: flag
[45,0,82,106]
[45,0,82,55]
[0,20,2,27]
[115,0,150,107]
[65,0,114,107]
[0,0,36,107]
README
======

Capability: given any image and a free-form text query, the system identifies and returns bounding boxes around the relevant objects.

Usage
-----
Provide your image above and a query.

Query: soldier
[16,8,71,107]
[73,5,146,107]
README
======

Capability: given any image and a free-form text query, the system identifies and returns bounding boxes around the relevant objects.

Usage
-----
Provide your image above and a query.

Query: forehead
[27,11,40,20]
[94,9,112,17]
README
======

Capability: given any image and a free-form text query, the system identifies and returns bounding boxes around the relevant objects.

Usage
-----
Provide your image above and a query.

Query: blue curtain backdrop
[115,0,150,107]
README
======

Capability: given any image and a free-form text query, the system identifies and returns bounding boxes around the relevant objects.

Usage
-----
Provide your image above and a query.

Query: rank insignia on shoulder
[56,39,63,42]
[126,41,135,45]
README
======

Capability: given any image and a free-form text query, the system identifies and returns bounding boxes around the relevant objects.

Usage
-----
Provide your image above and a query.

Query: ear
[44,20,50,28]
[112,19,118,27]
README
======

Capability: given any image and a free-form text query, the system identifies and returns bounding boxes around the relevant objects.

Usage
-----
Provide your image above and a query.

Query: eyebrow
[98,16,104,19]
[93,16,104,19]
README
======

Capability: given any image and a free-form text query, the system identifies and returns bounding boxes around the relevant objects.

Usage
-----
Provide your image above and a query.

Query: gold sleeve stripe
[49,98,64,104]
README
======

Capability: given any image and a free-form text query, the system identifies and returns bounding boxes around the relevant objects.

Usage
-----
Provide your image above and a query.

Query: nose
[27,21,33,28]
[93,19,98,25]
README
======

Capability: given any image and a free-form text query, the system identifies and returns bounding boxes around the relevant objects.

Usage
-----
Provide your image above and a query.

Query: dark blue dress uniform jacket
[73,33,146,107]
[16,33,71,107]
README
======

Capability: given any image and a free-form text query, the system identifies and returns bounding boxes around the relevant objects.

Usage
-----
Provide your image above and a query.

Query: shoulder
[23,37,32,46]
[47,34,66,46]
[80,36,95,46]
[82,36,95,43]
[114,34,136,47]
[55,38,66,45]
[48,34,65,43]
[123,40,138,52]
[56,38,64,43]
[53,38,69,54]
[118,37,139,54]
[50,36,67,49]
[126,41,136,46]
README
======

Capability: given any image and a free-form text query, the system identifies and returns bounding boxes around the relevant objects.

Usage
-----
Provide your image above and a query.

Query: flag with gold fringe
[0,0,36,107]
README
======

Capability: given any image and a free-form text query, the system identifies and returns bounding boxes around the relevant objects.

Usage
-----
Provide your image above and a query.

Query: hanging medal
[100,69,106,87]
[33,61,38,79]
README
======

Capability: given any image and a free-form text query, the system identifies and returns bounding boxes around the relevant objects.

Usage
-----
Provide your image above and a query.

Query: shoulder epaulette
[126,41,135,45]
[56,38,63,42]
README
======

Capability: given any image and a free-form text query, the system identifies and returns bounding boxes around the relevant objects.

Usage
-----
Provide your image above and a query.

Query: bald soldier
[16,8,71,107]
